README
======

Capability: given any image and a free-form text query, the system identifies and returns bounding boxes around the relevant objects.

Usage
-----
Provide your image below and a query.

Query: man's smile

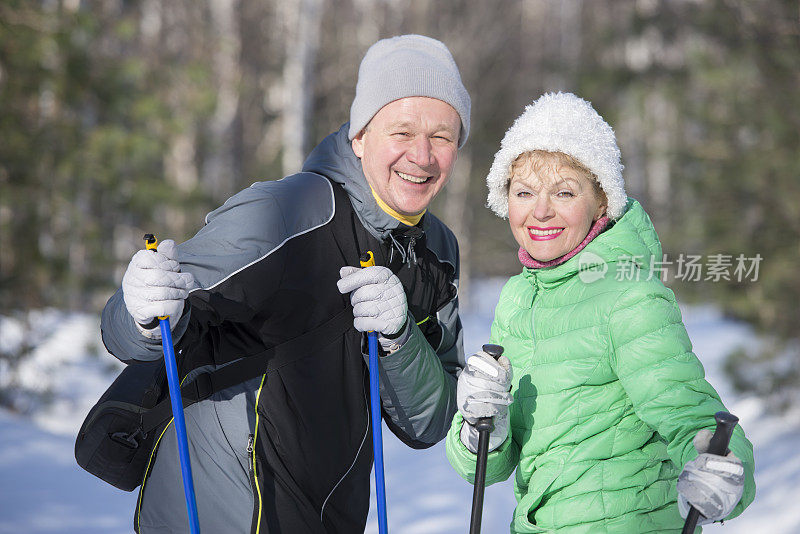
[395,170,432,184]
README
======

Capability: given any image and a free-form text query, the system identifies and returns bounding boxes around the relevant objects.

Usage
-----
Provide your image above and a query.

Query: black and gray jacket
[101,123,464,533]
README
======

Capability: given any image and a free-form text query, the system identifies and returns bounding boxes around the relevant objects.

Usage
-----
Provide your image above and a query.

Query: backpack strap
[141,305,353,433]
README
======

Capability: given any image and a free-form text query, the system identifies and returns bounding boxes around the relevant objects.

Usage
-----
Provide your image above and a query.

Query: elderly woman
[446,93,755,532]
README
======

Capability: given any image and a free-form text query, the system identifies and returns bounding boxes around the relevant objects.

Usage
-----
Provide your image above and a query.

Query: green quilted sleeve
[445,412,519,487]
[608,284,755,520]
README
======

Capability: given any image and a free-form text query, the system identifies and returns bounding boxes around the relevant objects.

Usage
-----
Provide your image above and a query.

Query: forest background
[1,0,799,416]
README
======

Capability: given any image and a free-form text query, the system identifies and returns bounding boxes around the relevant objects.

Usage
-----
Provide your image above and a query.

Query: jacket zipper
[248,434,261,533]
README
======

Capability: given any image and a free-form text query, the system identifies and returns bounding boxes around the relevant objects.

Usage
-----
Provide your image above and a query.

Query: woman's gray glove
[337,266,409,349]
[122,239,196,339]
[677,428,745,524]
[457,350,513,454]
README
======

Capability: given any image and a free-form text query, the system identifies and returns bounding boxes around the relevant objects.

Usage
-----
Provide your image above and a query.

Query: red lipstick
[527,226,564,241]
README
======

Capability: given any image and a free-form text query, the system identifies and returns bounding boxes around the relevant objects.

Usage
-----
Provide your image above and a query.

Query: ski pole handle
[360,250,375,269]
[470,343,505,534]
[681,411,739,534]
[474,344,504,431]
[705,411,738,456]
[144,234,171,322]
[144,233,159,250]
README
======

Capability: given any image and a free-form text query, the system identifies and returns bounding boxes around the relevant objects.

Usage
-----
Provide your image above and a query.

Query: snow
[1,279,798,533]
[0,409,134,534]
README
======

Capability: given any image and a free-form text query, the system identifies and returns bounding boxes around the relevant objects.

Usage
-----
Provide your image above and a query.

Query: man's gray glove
[457,350,513,454]
[677,428,745,525]
[122,239,196,339]
[337,265,409,350]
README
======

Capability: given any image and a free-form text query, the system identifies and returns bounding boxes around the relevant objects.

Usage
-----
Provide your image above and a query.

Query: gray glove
[122,239,196,339]
[337,266,409,348]
[677,428,745,525]
[457,350,513,454]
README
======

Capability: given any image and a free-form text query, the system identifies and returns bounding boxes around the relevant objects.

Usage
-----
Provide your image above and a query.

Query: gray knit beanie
[349,34,471,148]
[486,92,627,220]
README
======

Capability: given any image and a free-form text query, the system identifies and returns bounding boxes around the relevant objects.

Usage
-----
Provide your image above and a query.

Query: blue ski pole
[360,251,388,534]
[144,234,200,534]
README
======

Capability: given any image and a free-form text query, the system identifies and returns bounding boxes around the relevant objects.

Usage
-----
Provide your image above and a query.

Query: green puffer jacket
[447,199,755,533]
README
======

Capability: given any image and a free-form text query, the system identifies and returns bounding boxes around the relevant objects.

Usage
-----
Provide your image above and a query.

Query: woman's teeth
[529,228,563,236]
[396,171,429,184]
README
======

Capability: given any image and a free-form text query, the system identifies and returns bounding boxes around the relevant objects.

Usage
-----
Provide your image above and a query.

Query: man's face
[351,97,461,217]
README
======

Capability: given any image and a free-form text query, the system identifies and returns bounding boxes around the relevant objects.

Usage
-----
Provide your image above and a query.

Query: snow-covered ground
[1,279,798,533]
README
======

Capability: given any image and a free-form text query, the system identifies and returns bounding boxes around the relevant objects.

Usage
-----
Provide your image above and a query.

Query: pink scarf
[518,216,610,269]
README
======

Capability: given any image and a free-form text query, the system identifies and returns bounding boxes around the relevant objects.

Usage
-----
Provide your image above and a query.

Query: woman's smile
[527,226,564,240]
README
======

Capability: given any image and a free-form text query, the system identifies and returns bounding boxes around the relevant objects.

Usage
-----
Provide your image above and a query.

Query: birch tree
[280,0,323,176]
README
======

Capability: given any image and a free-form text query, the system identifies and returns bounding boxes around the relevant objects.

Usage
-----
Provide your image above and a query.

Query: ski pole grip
[143,234,169,321]
[474,344,505,433]
[482,344,504,361]
[358,251,377,337]
[707,411,739,456]
[144,233,158,251]
[359,251,375,268]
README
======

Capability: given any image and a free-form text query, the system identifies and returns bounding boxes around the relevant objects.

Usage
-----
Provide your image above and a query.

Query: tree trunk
[203,0,242,201]
[280,0,323,176]
[444,148,473,307]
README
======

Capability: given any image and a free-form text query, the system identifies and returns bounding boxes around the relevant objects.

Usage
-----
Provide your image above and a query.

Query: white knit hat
[486,92,627,219]
[349,34,471,148]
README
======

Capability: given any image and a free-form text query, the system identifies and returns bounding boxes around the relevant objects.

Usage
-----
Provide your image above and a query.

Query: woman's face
[508,153,607,262]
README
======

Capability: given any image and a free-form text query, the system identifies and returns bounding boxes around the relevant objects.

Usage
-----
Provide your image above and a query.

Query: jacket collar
[302,123,412,240]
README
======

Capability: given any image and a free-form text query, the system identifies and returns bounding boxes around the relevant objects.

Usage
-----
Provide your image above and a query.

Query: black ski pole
[469,343,504,534]
[681,411,739,534]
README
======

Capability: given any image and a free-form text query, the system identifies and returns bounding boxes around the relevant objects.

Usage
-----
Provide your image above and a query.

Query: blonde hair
[510,150,607,204]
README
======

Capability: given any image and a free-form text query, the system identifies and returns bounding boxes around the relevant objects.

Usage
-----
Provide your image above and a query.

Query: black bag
[75,306,355,491]
[75,359,167,492]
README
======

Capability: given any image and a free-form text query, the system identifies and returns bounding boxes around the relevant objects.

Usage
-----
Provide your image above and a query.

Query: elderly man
[101,34,469,533]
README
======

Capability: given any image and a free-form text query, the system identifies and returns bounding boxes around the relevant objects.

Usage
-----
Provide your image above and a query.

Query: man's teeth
[396,171,429,184]
[529,228,563,236]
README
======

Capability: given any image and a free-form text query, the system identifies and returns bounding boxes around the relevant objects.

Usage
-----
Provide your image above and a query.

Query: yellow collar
[370,188,425,226]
